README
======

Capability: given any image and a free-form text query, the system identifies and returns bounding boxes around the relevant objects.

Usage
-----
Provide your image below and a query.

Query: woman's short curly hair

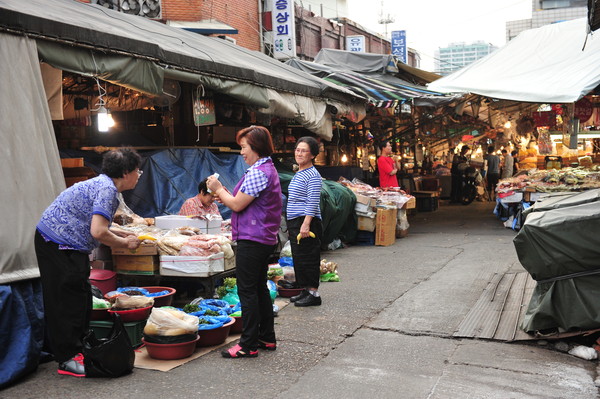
[101,147,142,178]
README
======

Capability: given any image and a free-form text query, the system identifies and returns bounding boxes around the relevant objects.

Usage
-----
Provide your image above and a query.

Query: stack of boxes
[354,193,399,247]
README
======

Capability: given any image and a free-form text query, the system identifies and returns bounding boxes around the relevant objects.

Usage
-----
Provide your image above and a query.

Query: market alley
[2,200,598,399]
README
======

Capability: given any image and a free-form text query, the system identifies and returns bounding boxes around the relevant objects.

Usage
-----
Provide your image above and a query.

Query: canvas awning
[0,0,366,139]
[428,18,600,103]
[167,20,238,35]
[286,50,456,108]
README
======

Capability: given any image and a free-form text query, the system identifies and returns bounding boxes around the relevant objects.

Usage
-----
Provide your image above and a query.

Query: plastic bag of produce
[280,240,292,257]
[144,308,199,336]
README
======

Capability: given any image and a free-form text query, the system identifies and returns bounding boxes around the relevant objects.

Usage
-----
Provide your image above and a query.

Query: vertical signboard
[391,30,407,63]
[346,35,365,52]
[272,0,296,60]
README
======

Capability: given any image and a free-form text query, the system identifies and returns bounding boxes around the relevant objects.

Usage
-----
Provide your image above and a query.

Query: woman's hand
[124,235,141,249]
[300,222,311,238]
[206,175,223,193]
[212,186,230,204]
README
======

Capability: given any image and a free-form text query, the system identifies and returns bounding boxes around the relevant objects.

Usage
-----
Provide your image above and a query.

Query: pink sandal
[221,344,258,358]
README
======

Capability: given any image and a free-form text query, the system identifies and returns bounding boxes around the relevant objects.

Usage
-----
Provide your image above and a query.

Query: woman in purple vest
[207,126,282,358]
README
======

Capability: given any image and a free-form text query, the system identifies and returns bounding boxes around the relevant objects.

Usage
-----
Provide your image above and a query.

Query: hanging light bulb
[341,154,348,163]
[97,105,110,132]
[106,109,115,128]
[504,120,512,129]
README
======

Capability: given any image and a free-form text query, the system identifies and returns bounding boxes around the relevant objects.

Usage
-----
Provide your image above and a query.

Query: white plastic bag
[144,307,199,336]
[280,240,292,257]
[568,345,598,360]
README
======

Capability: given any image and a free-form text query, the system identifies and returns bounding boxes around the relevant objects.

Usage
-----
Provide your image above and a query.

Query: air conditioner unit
[217,35,237,45]
[92,0,161,19]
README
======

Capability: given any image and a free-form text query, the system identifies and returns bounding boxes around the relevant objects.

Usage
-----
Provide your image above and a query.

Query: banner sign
[346,35,365,52]
[391,30,407,63]
[272,0,296,60]
[193,94,216,126]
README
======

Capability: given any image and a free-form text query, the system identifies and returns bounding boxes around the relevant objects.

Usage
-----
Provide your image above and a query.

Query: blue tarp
[123,149,247,219]
[61,148,248,219]
[0,280,45,388]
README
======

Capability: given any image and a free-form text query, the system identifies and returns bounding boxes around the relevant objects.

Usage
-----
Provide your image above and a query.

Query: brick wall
[294,5,390,60]
[163,0,260,51]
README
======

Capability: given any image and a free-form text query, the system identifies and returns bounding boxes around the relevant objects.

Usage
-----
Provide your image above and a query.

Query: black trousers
[450,173,464,202]
[287,217,322,289]
[34,230,91,363]
[235,240,276,351]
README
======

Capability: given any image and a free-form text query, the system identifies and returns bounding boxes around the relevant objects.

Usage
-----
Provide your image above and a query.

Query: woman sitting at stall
[179,178,221,218]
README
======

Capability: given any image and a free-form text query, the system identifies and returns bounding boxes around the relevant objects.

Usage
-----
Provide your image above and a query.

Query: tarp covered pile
[514,189,600,332]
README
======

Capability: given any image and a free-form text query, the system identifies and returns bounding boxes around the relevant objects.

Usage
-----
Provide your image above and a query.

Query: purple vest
[231,159,282,245]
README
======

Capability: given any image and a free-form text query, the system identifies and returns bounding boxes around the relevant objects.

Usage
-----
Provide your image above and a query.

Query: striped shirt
[239,157,270,197]
[286,166,322,220]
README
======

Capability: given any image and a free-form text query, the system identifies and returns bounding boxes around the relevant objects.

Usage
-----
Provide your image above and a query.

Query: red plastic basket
[107,305,152,322]
[143,336,199,360]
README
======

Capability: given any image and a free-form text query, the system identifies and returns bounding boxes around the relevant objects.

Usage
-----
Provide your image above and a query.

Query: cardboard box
[159,253,226,277]
[402,197,416,209]
[357,215,376,232]
[114,255,159,275]
[354,193,376,213]
[523,191,544,202]
[375,208,397,246]
[111,243,158,256]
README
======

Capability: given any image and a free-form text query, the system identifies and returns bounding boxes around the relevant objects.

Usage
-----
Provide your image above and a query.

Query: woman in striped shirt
[287,136,323,307]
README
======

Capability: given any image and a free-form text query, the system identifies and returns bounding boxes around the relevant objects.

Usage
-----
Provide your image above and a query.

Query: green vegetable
[198,318,210,324]
[182,303,200,313]
[204,309,220,316]
[216,285,228,298]
[223,277,237,289]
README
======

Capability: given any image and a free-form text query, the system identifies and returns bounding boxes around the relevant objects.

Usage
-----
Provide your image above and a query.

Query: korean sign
[391,30,407,63]
[346,35,365,52]
[272,0,296,60]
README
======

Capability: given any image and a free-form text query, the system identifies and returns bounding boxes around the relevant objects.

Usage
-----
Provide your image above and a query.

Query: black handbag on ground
[83,313,135,378]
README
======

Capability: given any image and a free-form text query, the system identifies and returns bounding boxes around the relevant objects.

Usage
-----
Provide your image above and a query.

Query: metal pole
[258,0,264,53]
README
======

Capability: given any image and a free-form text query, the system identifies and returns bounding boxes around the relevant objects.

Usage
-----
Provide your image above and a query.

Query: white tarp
[428,18,600,103]
[0,34,65,284]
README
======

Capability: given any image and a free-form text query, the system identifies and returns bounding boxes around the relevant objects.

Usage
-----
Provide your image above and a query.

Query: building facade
[506,0,587,41]
[434,41,498,76]
[298,0,349,19]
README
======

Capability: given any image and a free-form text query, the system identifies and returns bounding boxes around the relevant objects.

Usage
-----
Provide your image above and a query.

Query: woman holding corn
[287,136,323,307]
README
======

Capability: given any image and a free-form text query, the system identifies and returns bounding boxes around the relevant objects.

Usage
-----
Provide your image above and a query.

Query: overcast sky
[346,0,532,71]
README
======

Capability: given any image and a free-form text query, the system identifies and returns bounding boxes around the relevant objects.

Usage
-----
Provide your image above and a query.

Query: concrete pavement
[2,200,597,398]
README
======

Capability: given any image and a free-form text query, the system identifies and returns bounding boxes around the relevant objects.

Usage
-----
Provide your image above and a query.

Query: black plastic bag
[83,313,134,378]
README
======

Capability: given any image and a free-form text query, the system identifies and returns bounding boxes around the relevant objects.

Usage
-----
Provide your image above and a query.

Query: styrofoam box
[500,192,523,203]
[159,253,225,277]
[155,215,206,230]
